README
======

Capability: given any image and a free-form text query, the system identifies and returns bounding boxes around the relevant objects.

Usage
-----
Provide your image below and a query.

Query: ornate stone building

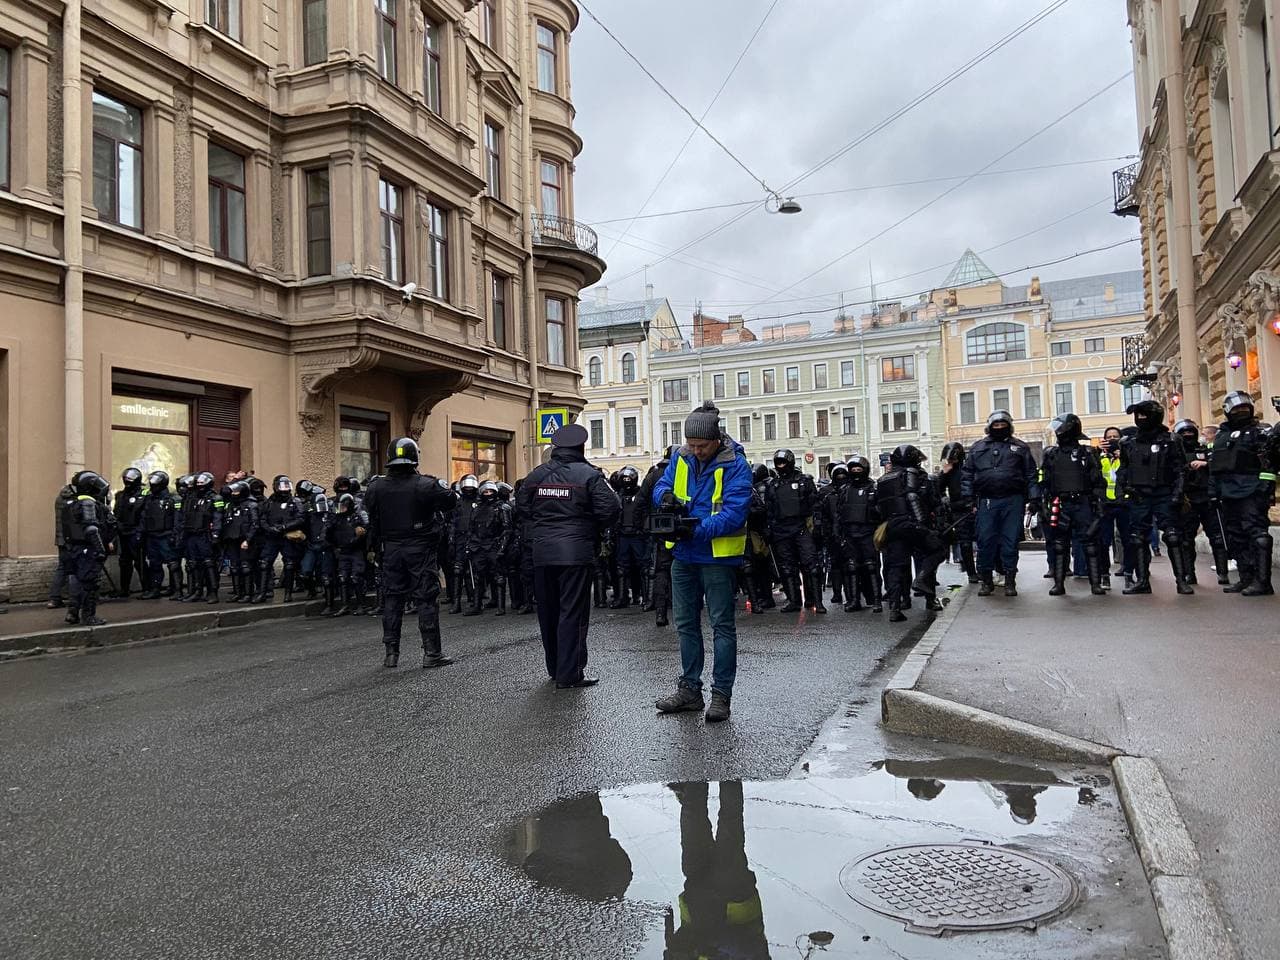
[0,0,603,597]
[1121,0,1280,422]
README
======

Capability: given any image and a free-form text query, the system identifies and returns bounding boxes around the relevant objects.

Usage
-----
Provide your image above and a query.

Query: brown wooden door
[196,427,240,480]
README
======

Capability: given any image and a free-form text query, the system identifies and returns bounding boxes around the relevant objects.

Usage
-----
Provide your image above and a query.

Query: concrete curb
[0,601,321,659]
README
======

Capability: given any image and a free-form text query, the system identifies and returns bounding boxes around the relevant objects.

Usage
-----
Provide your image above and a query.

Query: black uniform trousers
[68,546,104,615]
[1046,497,1098,548]
[1221,492,1273,580]
[882,520,945,605]
[380,539,443,651]
[1127,489,1179,548]
[534,563,593,684]
[770,523,818,576]
[118,530,145,593]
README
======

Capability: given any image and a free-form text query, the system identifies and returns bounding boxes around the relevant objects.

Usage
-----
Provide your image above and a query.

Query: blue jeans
[975,495,1025,576]
[671,559,738,696]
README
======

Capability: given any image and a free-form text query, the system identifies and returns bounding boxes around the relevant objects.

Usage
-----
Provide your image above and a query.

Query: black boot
[977,574,995,596]
[1123,546,1152,594]
[1181,542,1198,585]
[1241,538,1274,596]
[779,573,802,613]
[804,572,827,613]
[282,564,296,603]
[383,642,399,668]
[421,630,453,669]
[205,562,220,603]
[305,575,318,601]
[495,581,507,616]
[1167,541,1194,595]
[843,572,864,612]
[1003,572,1018,597]
[81,590,107,627]
[1048,548,1068,596]
[829,566,843,605]
[1212,545,1231,585]
[868,566,884,613]
[253,568,274,604]
[959,542,979,584]
[887,602,907,623]
[656,595,669,627]
[168,563,188,601]
[608,573,628,609]
[1085,544,1106,595]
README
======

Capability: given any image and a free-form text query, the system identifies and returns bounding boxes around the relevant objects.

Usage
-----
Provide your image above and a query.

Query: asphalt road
[0,596,934,959]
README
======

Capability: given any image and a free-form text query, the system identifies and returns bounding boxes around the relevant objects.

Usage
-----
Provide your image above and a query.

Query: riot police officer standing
[874,445,946,621]
[63,472,116,626]
[1210,391,1275,595]
[742,463,774,613]
[113,468,146,600]
[175,472,224,603]
[961,410,1039,597]
[1118,400,1190,595]
[817,462,850,605]
[220,481,260,603]
[365,437,458,668]
[765,449,824,614]
[465,480,511,616]
[935,443,977,583]
[836,456,883,612]
[449,475,480,614]
[1039,414,1107,596]
[140,471,180,599]
[611,466,648,608]
[256,475,305,603]
[1173,419,1230,586]
[326,492,370,616]
[640,446,678,626]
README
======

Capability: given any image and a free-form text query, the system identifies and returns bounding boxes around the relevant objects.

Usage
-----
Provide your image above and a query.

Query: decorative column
[152,101,178,242]
[190,120,214,255]
[14,40,52,200]
[329,149,358,276]
[359,151,382,275]
[916,349,931,435]
[248,149,274,272]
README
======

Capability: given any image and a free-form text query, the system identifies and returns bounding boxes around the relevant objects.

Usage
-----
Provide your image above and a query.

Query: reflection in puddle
[507,760,1103,959]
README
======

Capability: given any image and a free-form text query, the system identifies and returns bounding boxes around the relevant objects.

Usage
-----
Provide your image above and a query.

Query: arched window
[966,322,1027,364]
[587,356,602,387]
[621,352,636,383]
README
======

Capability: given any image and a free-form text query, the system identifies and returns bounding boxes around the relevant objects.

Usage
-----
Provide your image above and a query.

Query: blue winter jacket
[651,437,752,566]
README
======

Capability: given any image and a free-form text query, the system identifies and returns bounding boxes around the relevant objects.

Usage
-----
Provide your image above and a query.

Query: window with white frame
[1054,383,1074,415]
[1211,65,1237,215]
[785,366,799,392]
[92,92,144,230]
[738,416,752,442]
[669,420,682,446]
[208,143,247,263]
[762,368,776,394]
[787,411,801,438]
[881,355,915,382]
[813,363,828,390]
[737,371,750,397]
[539,159,562,217]
[1084,337,1105,353]
[546,297,566,366]
[1242,0,1277,155]
[426,201,449,299]
[841,407,857,435]
[815,409,830,437]
[587,356,602,387]
[490,273,507,350]
[1050,341,1071,357]
[992,387,1010,413]
[536,22,557,93]
[840,360,855,387]
[763,414,776,441]
[662,378,689,403]
[480,0,498,50]
[1087,380,1108,414]
[1122,383,1147,409]
[1023,385,1042,419]
[423,19,443,115]
[712,373,725,399]
[484,120,503,199]
[378,177,404,283]
[621,352,636,383]
[958,392,976,424]
[881,401,919,432]
[966,322,1027,363]
[589,419,604,450]
[623,416,637,448]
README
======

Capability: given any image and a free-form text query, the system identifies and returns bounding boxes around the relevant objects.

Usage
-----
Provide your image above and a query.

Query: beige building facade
[0,0,603,598]
[1122,0,1280,421]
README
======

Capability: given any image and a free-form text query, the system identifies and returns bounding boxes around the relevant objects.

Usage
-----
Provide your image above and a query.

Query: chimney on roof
[595,286,609,307]
[1029,277,1042,301]
[1104,281,1115,301]
[645,283,654,301]
[728,314,744,329]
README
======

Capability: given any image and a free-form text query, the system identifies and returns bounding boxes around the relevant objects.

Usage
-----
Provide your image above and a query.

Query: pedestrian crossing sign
[537,407,570,443]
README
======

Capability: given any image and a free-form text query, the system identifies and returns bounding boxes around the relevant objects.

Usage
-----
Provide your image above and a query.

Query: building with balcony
[0,0,603,598]
[1122,0,1280,421]
[936,251,1146,456]
[574,289,679,472]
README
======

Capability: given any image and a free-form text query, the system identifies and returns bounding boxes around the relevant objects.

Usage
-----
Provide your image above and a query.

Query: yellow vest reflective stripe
[1100,457,1120,500]
[666,457,748,558]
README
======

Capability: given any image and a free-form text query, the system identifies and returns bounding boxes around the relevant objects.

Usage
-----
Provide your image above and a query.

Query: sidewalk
[914,556,1278,960]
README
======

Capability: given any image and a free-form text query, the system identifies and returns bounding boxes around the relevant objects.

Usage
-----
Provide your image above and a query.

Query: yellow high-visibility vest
[666,456,748,558]
[1100,455,1120,500]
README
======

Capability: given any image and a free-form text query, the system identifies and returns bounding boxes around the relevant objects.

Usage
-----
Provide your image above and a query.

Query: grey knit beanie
[683,401,722,441]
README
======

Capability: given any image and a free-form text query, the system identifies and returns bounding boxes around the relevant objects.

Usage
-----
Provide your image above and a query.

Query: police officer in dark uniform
[296,480,334,603]
[1039,414,1107,597]
[139,471,180,599]
[874,444,945,621]
[448,475,480,614]
[765,449,824,613]
[464,480,511,616]
[365,437,457,668]
[611,466,648,608]
[961,410,1040,597]
[256,475,305,603]
[640,446,678,626]
[817,462,850,606]
[113,468,146,600]
[173,472,224,603]
[1211,391,1275,595]
[515,423,620,688]
[1173,419,1230,586]
[1118,400,1189,595]
[741,463,774,613]
[63,471,116,626]
[593,468,617,608]
[220,480,259,603]
[48,475,86,608]
[510,478,536,615]
[326,492,370,616]
[935,442,977,583]
[836,456,883,613]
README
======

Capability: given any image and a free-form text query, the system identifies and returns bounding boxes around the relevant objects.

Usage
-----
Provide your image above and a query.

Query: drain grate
[839,843,1078,936]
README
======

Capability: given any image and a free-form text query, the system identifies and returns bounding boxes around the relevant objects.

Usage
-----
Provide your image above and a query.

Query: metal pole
[63,0,85,476]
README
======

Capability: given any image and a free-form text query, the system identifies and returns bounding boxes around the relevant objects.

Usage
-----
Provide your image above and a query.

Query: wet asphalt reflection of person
[518,793,633,903]
[664,781,769,960]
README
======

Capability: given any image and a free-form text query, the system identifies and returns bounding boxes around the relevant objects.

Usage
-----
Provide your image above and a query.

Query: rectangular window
[1084,337,1106,353]
[621,353,636,383]
[539,159,562,217]
[450,431,508,483]
[427,202,449,299]
[589,419,604,450]
[1050,341,1072,357]
[1087,380,1108,414]
[959,392,976,424]
[1123,384,1146,409]
[840,359,855,387]
[378,177,404,283]
[1023,385,1042,420]
[712,373,725,399]
[480,0,498,48]
[738,416,752,442]
[662,378,689,403]
[785,366,800,392]
[536,22,557,93]
[763,414,777,441]
[208,143,247,262]
[376,0,398,83]
[0,48,8,190]
[813,363,828,390]
[1054,383,1074,415]
[669,420,682,446]
[546,297,566,366]
[111,394,193,481]
[304,166,330,273]
[206,0,241,40]
[841,407,857,435]
[303,0,328,65]
[484,121,502,199]
[787,411,801,439]
[881,355,916,382]
[340,413,385,481]
[623,416,637,448]
[737,371,750,397]
[992,388,1010,413]
[424,20,443,114]
[490,273,507,350]
[762,368,776,394]
[815,409,830,437]
[661,422,668,449]
[92,92,144,230]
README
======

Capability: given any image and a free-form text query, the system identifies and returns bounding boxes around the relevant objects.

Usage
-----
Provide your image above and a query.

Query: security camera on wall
[400,282,418,303]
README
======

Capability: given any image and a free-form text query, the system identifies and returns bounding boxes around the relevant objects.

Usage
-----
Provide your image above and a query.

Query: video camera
[646,495,701,540]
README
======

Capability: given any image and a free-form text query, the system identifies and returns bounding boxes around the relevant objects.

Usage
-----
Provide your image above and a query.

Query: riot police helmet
[940,442,966,464]
[147,470,170,492]
[296,479,315,497]
[890,444,926,467]
[1126,399,1165,428]
[272,474,294,496]
[1051,413,1083,441]
[478,480,498,501]
[176,474,195,494]
[986,410,1014,436]
[227,480,250,501]
[459,474,480,497]
[618,466,640,489]
[1222,390,1255,422]
[496,481,513,502]
[829,463,850,484]
[336,492,356,513]
[847,456,872,479]
[247,476,266,498]
[752,463,770,484]
[195,471,216,491]
[333,476,353,494]
[1173,418,1199,441]
[773,449,796,472]
[121,467,143,488]
[387,437,420,467]
[75,471,111,500]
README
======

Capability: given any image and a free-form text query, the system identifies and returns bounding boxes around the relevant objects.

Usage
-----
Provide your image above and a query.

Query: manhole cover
[839,843,1078,936]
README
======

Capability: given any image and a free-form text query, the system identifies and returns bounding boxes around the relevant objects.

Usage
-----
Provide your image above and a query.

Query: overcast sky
[569,0,1141,332]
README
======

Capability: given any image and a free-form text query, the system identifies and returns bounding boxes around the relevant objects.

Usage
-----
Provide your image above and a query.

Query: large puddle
[505,759,1148,959]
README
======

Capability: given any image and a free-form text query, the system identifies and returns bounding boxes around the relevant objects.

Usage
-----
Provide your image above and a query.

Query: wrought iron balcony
[1113,162,1140,218]
[531,214,599,256]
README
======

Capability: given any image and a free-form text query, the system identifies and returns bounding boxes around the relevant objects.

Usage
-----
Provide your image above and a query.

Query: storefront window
[111,394,192,481]
[450,432,508,482]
